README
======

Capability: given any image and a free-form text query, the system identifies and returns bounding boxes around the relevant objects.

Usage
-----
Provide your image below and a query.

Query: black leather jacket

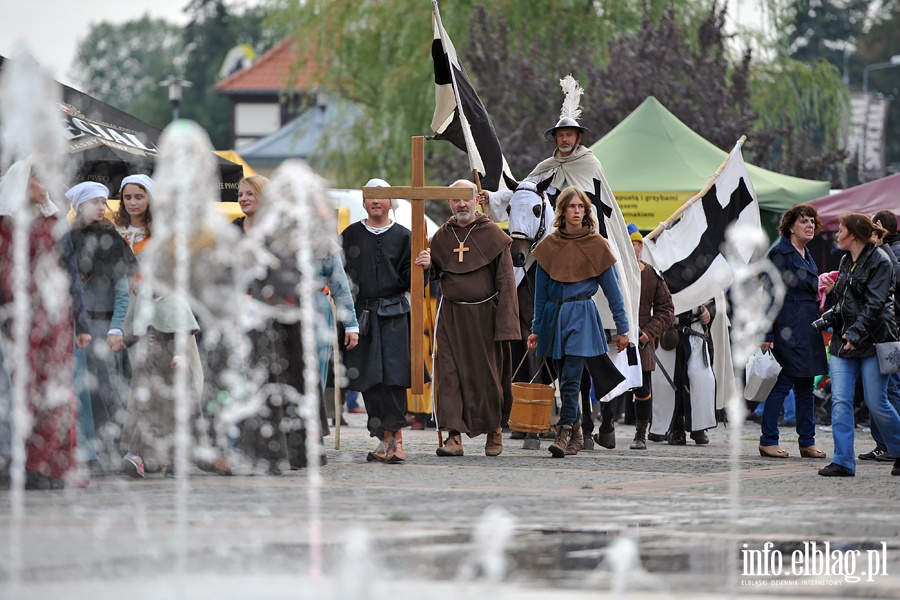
[828,244,898,358]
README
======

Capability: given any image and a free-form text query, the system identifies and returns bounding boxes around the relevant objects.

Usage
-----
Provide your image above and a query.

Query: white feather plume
[559,75,584,121]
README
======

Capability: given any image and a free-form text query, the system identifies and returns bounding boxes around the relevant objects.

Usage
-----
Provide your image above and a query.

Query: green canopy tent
[590,96,831,230]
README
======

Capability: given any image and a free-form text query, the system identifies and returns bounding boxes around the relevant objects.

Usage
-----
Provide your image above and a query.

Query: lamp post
[859,55,900,182]
[159,75,193,122]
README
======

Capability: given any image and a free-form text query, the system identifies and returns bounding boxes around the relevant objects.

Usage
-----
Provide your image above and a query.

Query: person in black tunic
[342,178,413,462]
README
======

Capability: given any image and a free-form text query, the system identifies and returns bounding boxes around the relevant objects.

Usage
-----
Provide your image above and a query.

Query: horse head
[503,174,554,268]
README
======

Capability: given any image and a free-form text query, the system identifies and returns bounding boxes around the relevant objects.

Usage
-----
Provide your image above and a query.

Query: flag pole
[644,135,747,242]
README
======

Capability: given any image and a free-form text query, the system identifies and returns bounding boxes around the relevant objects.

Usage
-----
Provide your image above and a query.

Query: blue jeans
[554,355,584,427]
[870,373,900,453]
[754,388,796,422]
[830,355,900,473]
[760,373,815,447]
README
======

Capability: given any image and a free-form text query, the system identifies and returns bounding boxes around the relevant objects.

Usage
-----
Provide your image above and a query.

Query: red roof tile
[216,37,320,93]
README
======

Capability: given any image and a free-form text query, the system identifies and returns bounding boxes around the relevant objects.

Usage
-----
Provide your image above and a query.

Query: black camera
[812,307,838,332]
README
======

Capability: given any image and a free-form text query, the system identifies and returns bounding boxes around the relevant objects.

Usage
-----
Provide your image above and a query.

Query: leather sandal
[799,445,826,459]
[758,445,789,458]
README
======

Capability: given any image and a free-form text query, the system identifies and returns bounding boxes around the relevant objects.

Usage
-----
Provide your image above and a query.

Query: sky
[0,0,262,88]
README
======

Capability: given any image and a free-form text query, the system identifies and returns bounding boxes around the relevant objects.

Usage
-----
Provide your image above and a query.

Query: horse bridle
[509,181,548,251]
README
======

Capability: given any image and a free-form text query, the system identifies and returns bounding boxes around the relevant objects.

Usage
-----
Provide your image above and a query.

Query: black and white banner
[430,0,511,191]
[643,143,760,314]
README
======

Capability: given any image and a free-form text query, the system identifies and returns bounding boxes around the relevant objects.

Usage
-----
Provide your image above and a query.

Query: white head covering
[364,177,399,211]
[65,181,109,212]
[119,174,154,198]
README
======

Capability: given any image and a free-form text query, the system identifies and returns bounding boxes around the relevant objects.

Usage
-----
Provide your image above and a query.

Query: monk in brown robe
[417,180,519,457]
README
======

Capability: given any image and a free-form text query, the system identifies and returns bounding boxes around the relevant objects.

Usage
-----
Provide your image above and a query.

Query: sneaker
[122,452,145,478]
[892,459,900,476]
[818,462,854,477]
[858,448,893,462]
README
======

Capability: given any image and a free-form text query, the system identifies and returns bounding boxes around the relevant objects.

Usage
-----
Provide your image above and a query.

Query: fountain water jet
[723,221,785,598]
[0,46,72,589]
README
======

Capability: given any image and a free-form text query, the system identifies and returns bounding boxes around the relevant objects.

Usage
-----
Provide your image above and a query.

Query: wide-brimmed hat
[543,117,591,142]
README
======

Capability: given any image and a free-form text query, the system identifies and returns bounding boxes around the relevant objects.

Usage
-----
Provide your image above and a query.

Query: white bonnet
[364,177,399,211]
[119,174,154,198]
[65,181,109,212]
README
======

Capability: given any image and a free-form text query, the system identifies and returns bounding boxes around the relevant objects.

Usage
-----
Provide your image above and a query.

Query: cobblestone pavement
[2,414,899,599]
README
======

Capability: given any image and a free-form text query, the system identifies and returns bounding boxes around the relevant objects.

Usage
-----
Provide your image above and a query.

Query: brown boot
[566,420,584,455]
[485,427,503,456]
[630,420,648,450]
[368,432,393,462]
[387,430,405,463]
[549,425,573,458]
[436,434,464,457]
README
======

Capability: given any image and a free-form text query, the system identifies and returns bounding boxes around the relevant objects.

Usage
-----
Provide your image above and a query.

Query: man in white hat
[341,178,415,463]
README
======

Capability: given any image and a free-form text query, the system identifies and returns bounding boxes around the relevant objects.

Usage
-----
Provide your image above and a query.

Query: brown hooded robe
[429,213,519,436]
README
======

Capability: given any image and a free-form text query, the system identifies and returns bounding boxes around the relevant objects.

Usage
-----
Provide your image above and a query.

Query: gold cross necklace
[452,223,477,262]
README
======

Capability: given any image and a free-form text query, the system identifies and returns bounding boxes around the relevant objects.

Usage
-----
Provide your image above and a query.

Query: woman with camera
[818,213,900,477]
[758,204,829,459]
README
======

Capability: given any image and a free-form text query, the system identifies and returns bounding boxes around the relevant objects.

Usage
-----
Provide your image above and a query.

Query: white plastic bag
[743,349,782,402]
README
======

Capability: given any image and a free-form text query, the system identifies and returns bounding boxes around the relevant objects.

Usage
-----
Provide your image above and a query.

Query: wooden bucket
[508,382,555,433]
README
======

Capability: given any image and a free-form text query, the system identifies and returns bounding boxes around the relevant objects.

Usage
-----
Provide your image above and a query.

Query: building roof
[216,37,320,94]
[236,96,362,167]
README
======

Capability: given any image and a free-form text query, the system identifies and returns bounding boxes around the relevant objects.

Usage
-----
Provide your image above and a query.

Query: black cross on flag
[642,144,760,314]
[429,0,512,191]
[585,177,614,239]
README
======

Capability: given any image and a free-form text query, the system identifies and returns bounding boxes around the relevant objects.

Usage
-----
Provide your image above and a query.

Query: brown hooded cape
[531,225,617,282]
[429,213,519,437]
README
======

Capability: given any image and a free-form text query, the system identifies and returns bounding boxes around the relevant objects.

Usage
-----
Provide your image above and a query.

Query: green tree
[785,0,870,69]
[271,0,704,187]
[181,0,240,148]
[71,15,182,127]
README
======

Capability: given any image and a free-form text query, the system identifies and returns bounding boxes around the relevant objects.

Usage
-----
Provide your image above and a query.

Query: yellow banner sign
[614,191,694,230]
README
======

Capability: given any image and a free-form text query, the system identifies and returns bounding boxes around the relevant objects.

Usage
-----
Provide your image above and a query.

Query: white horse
[503,175,555,276]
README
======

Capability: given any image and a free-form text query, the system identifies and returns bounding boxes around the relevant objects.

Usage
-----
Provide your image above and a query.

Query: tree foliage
[271,0,706,188]
[588,5,758,158]
[785,0,870,68]
[71,16,182,120]
[72,2,283,147]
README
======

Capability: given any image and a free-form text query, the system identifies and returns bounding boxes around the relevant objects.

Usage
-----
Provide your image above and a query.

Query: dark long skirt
[240,321,325,473]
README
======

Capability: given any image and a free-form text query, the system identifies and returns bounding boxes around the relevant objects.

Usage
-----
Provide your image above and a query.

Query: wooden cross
[362,136,476,395]
[453,240,469,262]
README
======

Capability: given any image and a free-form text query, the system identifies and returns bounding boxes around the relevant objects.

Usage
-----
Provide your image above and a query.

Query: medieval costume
[342,219,412,455]
[239,161,357,474]
[484,77,640,448]
[116,174,211,477]
[70,220,137,470]
[120,291,206,475]
[429,213,519,453]
[0,159,90,488]
[532,225,628,457]
[657,301,718,445]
